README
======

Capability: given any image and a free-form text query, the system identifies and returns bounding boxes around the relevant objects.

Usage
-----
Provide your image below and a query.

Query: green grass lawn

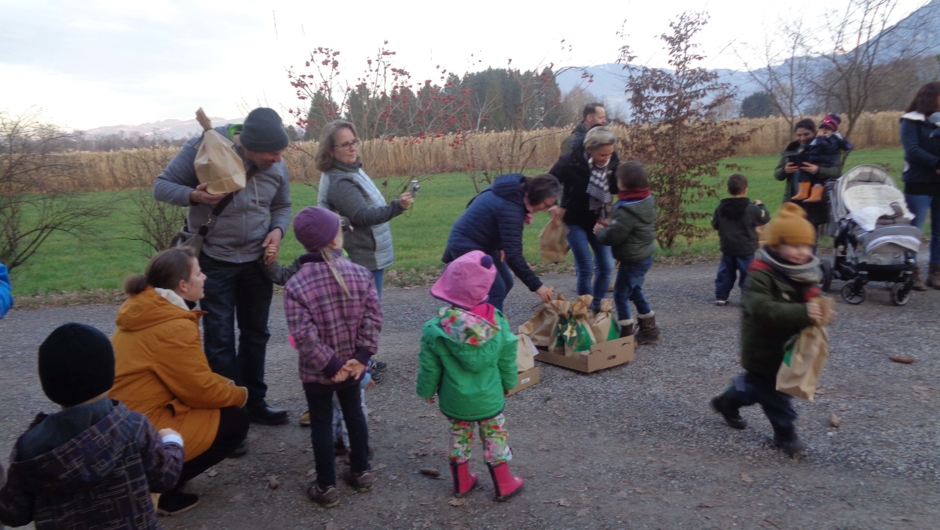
[8,148,912,297]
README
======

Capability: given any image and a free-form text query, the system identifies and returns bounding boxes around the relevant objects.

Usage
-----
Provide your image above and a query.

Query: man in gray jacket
[154,107,292,427]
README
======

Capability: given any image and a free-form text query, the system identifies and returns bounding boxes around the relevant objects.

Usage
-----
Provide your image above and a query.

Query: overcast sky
[0,0,927,130]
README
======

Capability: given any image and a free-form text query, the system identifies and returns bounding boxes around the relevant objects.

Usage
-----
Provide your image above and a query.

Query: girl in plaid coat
[283,207,382,508]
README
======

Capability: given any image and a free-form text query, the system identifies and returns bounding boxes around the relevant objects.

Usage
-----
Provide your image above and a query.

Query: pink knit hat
[430,250,496,310]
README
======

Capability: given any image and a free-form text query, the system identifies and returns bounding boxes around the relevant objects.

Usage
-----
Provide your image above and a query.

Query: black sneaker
[307,483,339,508]
[227,439,248,458]
[368,359,388,372]
[368,368,384,384]
[773,433,807,457]
[710,396,747,430]
[157,490,200,516]
[715,299,728,306]
[247,402,289,426]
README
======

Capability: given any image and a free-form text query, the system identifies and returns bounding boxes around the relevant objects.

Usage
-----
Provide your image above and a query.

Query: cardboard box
[536,336,634,373]
[507,366,540,396]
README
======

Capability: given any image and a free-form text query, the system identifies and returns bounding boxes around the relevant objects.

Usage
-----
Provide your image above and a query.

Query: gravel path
[1,261,938,529]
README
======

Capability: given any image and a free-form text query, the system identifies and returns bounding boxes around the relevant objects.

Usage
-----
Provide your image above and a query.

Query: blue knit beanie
[240,108,289,153]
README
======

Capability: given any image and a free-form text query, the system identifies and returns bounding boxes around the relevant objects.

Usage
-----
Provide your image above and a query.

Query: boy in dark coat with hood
[711,174,770,305]
[0,323,184,529]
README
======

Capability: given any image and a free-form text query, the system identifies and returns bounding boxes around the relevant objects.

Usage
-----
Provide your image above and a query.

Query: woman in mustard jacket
[110,247,249,516]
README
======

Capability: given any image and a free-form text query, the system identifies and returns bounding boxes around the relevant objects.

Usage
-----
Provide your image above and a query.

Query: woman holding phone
[773,118,843,228]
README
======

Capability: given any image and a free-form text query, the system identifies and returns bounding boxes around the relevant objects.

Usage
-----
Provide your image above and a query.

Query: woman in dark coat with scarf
[442,174,561,311]
[549,126,619,311]
[773,118,842,229]
[900,82,940,290]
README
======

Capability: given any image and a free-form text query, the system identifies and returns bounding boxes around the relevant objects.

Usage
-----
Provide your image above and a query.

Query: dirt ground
[1,261,939,530]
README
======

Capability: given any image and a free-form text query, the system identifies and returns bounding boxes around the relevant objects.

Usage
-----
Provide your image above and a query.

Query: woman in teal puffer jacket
[416,251,524,502]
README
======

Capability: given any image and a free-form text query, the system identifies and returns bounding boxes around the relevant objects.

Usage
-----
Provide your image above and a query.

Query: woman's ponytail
[123,247,198,295]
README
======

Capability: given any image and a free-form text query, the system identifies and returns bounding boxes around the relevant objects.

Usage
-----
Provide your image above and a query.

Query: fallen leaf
[373,463,388,472]
[829,413,841,428]
[419,468,441,478]
[558,498,573,507]
[889,355,916,364]
[633,487,646,494]
[389,475,399,481]
[741,473,754,484]
[306,468,317,478]
[576,507,591,517]
[569,486,588,492]
[228,493,245,503]
[268,476,279,490]
[325,522,342,530]
[697,503,712,508]
[448,498,467,507]
[206,469,218,478]
[615,490,629,498]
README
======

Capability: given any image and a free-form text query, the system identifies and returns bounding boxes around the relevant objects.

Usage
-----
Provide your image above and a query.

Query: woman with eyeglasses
[316,120,415,301]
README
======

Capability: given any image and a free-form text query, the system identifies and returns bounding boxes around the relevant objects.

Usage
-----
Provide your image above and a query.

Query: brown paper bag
[539,219,569,262]
[515,333,537,372]
[591,298,618,342]
[194,108,246,194]
[521,293,569,348]
[776,297,834,401]
[561,294,597,356]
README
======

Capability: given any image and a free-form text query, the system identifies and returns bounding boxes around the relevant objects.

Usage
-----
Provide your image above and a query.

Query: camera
[410,179,420,197]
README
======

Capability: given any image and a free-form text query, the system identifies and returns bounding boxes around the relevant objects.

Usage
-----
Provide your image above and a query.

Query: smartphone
[410,179,420,197]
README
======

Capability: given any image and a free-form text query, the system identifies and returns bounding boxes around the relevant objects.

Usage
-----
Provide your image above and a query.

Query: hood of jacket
[115,286,202,333]
[427,307,503,374]
[487,174,526,208]
[616,195,656,223]
[9,401,133,495]
[716,197,750,220]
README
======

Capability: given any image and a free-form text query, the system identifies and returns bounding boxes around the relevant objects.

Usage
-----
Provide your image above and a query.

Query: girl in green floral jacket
[416,251,524,501]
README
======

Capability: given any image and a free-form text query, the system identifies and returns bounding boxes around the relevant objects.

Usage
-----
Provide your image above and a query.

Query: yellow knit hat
[765,203,816,246]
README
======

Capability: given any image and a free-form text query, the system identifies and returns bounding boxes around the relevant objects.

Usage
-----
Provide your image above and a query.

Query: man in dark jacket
[560,103,607,154]
[442,174,560,310]
[711,174,770,305]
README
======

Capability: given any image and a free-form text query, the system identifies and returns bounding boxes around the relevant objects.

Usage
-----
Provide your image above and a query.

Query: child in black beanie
[0,323,185,529]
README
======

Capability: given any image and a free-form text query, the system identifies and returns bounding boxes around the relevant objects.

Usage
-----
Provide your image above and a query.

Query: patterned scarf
[586,153,611,214]
[756,247,821,284]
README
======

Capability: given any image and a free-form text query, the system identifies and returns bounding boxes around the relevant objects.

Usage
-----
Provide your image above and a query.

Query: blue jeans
[613,257,652,321]
[714,254,754,300]
[198,254,273,408]
[371,269,385,302]
[717,371,797,432]
[305,384,370,488]
[486,259,514,312]
[566,224,613,310]
[905,194,940,264]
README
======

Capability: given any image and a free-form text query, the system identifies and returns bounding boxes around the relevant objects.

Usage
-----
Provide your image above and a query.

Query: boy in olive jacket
[416,251,523,502]
[710,203,829,457]
[595,161,661,344]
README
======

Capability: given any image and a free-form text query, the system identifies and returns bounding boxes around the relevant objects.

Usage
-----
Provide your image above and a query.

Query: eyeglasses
[335,139,359,150]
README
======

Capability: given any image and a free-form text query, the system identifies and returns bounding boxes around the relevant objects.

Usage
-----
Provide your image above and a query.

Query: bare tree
[737,18,819,131]
[0,110,109,269]
[620,12,754,249]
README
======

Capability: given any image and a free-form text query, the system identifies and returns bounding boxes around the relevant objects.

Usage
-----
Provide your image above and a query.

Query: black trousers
[177,407,249,485]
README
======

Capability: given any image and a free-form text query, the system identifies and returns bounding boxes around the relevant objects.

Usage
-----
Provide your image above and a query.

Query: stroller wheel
[891,283,911,306]
[841,283,866,305]
[819,258,832,292]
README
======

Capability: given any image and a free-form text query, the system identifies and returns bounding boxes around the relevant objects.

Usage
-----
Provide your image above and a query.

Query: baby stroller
[820,165,922,305]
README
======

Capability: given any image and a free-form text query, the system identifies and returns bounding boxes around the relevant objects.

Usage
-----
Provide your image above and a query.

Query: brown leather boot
[791,181,811,201]
[804,184,825,202]
[635,312,662,345]
[617,319,635,338]
[927,263,940,290]
[912,265,928,291]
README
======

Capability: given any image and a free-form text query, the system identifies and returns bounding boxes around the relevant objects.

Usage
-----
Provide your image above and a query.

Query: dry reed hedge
[58,112,905,192]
